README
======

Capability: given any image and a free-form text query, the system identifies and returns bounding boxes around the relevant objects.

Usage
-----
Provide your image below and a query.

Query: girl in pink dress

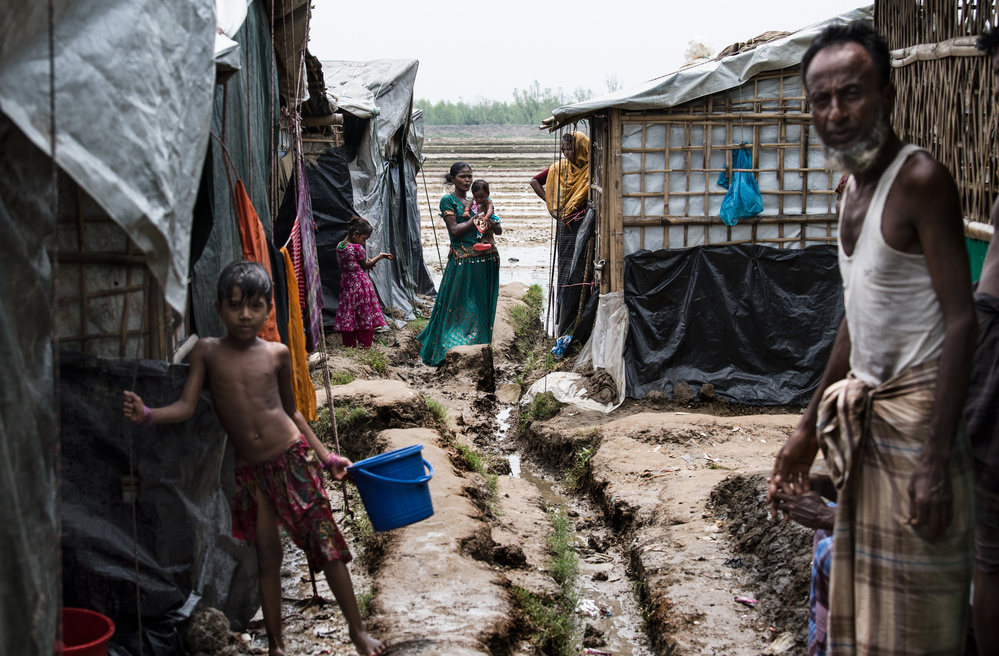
[332,217,393,348]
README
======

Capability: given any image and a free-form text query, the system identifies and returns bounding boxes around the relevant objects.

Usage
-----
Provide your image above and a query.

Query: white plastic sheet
[0,0,216,313]
[522,292,629,414]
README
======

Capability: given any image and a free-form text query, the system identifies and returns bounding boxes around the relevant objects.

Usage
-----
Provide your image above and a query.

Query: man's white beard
[823,115,889,175]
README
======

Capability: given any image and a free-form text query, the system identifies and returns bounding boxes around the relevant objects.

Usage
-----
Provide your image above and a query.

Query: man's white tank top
[838,143,945,387]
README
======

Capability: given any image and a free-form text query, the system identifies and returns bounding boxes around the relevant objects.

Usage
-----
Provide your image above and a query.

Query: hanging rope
[47,2,66,654]
[420,166,444,271]
[123,278,150,656]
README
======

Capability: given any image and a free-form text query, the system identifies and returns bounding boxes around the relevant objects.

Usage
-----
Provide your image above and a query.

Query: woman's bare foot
[349,628,386,655]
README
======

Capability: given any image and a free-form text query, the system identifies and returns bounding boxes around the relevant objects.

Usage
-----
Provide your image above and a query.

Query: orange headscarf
[544,131,590,220]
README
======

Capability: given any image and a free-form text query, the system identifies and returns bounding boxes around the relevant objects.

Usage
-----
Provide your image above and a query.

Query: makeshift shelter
[0,1,328,654]
[875,0,997,279]
[308,58,436,326]
[546,6,873,406]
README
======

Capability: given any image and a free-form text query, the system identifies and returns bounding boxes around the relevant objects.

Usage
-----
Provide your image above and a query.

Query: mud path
[209,126,815,656]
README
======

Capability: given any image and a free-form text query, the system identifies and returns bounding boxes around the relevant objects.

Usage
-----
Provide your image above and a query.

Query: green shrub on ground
[327,370,355,386]
[519,391,565,431]
[424,396,448,432]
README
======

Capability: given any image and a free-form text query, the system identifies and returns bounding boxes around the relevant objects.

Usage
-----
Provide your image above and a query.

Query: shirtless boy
[122,261,385,656]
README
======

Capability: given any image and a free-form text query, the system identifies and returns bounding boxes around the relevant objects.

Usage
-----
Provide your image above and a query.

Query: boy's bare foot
[350,628,386,655]
[268,647,287,656]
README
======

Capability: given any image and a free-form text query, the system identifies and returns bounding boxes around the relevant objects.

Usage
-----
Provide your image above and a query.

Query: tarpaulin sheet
[0,0,216,314]
[60,353,258,656]
[192,0,278,338]
[624,244,843,406]
[558,206,596,337]
[301,147,356,327]
[0,116,59,656]
[549,6,872,129]
[320,60,436,319]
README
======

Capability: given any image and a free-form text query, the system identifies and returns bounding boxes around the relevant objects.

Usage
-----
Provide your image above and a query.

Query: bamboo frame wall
[56,174,172,360]
[596,67,839,292]
[877,0,999,224]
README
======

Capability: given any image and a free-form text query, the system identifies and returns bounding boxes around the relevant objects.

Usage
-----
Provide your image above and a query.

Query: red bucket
[57,607,115,656]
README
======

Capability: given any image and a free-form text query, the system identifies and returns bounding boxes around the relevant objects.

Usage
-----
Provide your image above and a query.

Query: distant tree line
[416,76,622,125]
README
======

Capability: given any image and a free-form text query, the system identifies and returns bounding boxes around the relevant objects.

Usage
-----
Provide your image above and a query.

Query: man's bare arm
[905,155,976,539]
[769,317,851,516]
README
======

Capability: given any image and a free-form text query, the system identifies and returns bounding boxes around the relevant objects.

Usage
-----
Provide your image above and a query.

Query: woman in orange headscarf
[530,130,590,327]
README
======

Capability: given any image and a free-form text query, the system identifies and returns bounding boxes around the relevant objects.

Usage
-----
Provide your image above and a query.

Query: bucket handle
[351,459,434,486]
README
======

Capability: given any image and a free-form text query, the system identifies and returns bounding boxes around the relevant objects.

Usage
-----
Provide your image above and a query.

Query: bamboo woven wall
[876,0,998,223]
[597,68,839,291]
[56,174,172,360]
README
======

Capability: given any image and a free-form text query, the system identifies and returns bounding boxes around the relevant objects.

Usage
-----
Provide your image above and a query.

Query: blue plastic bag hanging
[717,145,763,226]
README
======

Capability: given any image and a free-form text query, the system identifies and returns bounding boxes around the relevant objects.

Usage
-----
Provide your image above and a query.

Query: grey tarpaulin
[320,60,436,320]
[547,6,872,130]
[0,0,216,315]
[0,117,59,656]
[191,0,278,339]
[60,353,258,656]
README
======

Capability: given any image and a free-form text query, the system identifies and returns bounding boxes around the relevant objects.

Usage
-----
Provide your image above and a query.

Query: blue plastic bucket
[348,445,434,532]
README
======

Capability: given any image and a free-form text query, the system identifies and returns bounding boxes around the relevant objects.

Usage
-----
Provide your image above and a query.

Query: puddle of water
[508,453,521,478]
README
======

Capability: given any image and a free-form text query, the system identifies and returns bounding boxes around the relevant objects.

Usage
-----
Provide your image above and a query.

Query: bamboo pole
[608,109,624,292]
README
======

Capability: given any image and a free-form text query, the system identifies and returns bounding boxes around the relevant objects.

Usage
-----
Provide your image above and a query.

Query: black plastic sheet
[60,353,258,656]
[558,206,596,338]
[624,244,844,406]
[302,146,356,329]
[0,115,59,656]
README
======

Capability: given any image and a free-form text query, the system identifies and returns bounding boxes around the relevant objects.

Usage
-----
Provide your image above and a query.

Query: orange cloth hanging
[234,180,281,342]
[281,246,317,421]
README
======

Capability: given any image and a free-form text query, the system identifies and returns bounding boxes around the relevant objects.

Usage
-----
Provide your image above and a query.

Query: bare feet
[268,647,287,656]
[350,628,386,656]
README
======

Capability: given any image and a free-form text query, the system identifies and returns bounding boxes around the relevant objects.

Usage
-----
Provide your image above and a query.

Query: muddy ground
[192,298,814,656]
[189,126,816,656]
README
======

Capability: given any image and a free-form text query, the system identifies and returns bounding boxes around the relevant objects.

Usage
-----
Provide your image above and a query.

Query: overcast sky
[308,1,869,104]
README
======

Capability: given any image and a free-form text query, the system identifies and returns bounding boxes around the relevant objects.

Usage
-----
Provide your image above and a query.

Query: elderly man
[967,27,999,655]
[769,20,976,655]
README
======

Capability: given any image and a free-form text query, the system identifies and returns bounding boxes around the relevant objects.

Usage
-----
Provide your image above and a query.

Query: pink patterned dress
[332,242,386,332]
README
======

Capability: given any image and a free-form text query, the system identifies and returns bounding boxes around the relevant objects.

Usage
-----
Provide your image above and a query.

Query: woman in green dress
[419,161,502,366]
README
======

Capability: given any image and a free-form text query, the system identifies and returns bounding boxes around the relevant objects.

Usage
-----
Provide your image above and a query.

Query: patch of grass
[519,391,565,431]
[341,503,384,572]
[455,443,485,473]
[564,445,595,490]
[356,587,374,618]
[357,348,388,376]
[328,370,355,386]
[547,505,579,591]
[510,284,560,387]
[510,586,577,656]
[335,405,368,430]
[409,317,429,334]
[424,396,448,432]
[523,283,543,315]
[508,503,580,656]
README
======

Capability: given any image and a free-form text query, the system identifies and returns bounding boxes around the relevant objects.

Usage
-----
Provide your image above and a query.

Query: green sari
[418,193,501,366]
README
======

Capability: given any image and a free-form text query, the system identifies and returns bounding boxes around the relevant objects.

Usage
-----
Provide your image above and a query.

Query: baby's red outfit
[231,438,351,572]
